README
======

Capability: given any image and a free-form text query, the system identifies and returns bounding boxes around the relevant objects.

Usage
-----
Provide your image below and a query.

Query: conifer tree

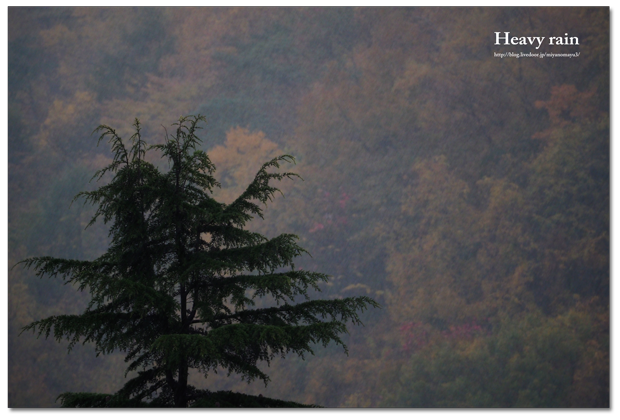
[19,115,378,408]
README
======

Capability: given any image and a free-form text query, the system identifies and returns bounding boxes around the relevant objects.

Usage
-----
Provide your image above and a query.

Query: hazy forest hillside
[8,7,609,407]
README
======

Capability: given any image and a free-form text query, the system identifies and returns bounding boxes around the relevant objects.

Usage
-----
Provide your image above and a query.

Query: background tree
[18,115,378,408]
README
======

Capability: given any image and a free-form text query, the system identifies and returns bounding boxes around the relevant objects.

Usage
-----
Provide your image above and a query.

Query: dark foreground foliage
[58,390,319,408]
[19,115,377,407]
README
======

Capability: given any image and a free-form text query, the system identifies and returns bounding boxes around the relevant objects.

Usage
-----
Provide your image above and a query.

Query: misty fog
[8,7,609,407]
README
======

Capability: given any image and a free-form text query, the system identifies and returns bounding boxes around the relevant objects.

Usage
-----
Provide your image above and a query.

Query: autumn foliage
[9,7,608,407]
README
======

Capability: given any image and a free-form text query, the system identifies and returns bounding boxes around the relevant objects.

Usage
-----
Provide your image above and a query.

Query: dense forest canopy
[8,7,609,407]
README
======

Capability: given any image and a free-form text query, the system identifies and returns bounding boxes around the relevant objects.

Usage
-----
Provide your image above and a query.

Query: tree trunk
[174,361,188,407]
